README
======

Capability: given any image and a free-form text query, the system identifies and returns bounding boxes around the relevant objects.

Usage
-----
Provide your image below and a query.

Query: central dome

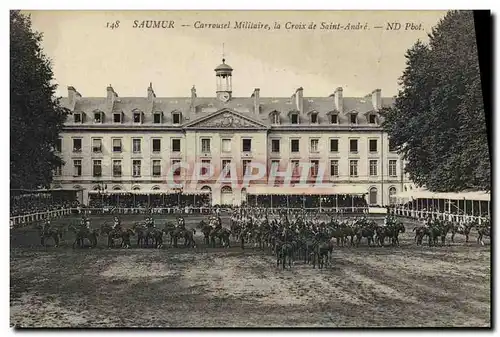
[214,58,233,72]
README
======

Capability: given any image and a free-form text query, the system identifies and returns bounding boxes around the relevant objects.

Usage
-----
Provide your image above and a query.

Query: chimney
[334,87,343,113]
[371,88,381,110]
[251,88,260,114]
[190,85,197,113]
[106,85,118,112]
[67,86,81,110]
[147,82,156,101]
[295,87,304,113]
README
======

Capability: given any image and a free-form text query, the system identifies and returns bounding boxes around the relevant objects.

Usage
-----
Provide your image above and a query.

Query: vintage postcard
[9,10,491,328]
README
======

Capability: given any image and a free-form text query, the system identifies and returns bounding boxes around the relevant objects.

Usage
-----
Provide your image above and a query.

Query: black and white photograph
[9,9,491,328]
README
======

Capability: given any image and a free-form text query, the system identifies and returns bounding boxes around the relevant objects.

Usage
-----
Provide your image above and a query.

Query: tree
[382,10,490,192]
[10,10,69,190]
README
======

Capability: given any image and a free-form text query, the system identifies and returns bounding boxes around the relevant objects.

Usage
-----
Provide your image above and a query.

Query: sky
[25,10,448,98]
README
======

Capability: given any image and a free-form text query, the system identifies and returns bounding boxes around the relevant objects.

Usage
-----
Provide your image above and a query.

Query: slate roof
[62,91,395,127]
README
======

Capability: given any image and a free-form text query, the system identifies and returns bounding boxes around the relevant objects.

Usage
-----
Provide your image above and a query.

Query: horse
[355,220,377,247]
[100,222,127,248]
[197,220,212,245]
[132,222,148,247]
[276,241,294,269]
[36,223,64,247]
[477,225,490,246]
[450,220,475,243]
[70,224,98,249]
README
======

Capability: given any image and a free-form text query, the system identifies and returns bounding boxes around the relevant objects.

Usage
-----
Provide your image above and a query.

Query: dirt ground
[10,215,491,328]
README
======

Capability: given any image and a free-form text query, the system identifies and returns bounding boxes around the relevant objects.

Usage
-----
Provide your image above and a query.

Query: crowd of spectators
[10,194,80,217]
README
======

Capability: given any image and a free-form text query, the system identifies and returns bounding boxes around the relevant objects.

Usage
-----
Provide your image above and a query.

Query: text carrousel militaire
[105,20,424,31]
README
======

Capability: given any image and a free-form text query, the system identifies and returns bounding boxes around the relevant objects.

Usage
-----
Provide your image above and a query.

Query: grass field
[10,214,491,328]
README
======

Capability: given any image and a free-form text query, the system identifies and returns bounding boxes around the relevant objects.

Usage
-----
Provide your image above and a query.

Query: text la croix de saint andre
[131,20,367,30]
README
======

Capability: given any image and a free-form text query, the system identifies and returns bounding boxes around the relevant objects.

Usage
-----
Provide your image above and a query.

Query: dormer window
[291,113,299,124]
[326,111,339,125]
[269,110,281,125]
[350,113,358,124]
[133,110,142,124]
[93,111,103,124]
[153,112,163,124]
[368,114,377,124]
[73,112,83,124]
[311,112,318,124]
[172,111,182,125]
[113,112,122,123]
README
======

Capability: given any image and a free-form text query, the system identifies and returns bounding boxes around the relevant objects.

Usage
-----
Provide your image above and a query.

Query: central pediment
[183,108,268,130]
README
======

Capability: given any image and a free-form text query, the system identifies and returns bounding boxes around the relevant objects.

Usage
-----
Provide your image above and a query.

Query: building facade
[53,58,411,206]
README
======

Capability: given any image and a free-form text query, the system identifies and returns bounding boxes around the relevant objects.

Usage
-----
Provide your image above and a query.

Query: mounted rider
[177,216,186,231]
[112,216,122,232]
[146,217,156,229]
[42,219,52,232]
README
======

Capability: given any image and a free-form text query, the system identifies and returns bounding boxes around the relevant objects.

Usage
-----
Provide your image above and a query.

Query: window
[93,160,102,177]
[311,113,318,124]
[310,160,319,177]
[153,112,162,124]
[349,139,358,153]
[132,139,141,153]
[201,160,211,176]
[369,139,378,152]
[112,139,122,153]
[113,160,122,177]
[271,139,280,153]
[330,114,338,124]
[172,139,181,152]
[172,160,181,176]
[152,160,161,177]
[389,138,397,152]
[389,187,397,205]
[242,139,252,152]
[291,113,299,124]
[242,160,251,176]
[94,111,102,123]
[133,112,142,123]
[369,160,378,176]
[201,138,211,153]
[54,165,62,176]
[73,139,82,152]
[74,113,82,123]
[369,187,378,205]
[369,114,377,124]
[330,139,339,152]
[291,139,300,153]
[173,113,181,124]
[310,139,319,153]
[113,113,122,123]
[330,160,339,177]
[389,160,397,177]
[55,139,62,152]
[272,113,280,124]
[152,139,161,153]
[222,160,231,178]
[132,160,141,177]
[350,114,357,124]
[291,160,300,176]
[73,160,82,177]
[349,160,358,177]
[222,139,231,153]
[92,139,102,153]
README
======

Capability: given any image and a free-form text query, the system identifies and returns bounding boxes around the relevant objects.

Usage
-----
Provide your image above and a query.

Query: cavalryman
[112,216,122,231]
[85,217,91,230]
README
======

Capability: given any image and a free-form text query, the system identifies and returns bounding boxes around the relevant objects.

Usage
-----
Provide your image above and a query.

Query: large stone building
[53,58,411,206]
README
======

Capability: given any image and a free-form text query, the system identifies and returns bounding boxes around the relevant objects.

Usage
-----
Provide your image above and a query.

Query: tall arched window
[369,187,378,205]
[389,187,397,205]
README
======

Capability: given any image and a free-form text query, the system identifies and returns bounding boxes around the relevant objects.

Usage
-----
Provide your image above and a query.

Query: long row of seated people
[10,198,80,217]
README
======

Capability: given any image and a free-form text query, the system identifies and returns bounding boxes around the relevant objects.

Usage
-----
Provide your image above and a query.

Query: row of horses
[36,219,231,249]
[412,218,491,246]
